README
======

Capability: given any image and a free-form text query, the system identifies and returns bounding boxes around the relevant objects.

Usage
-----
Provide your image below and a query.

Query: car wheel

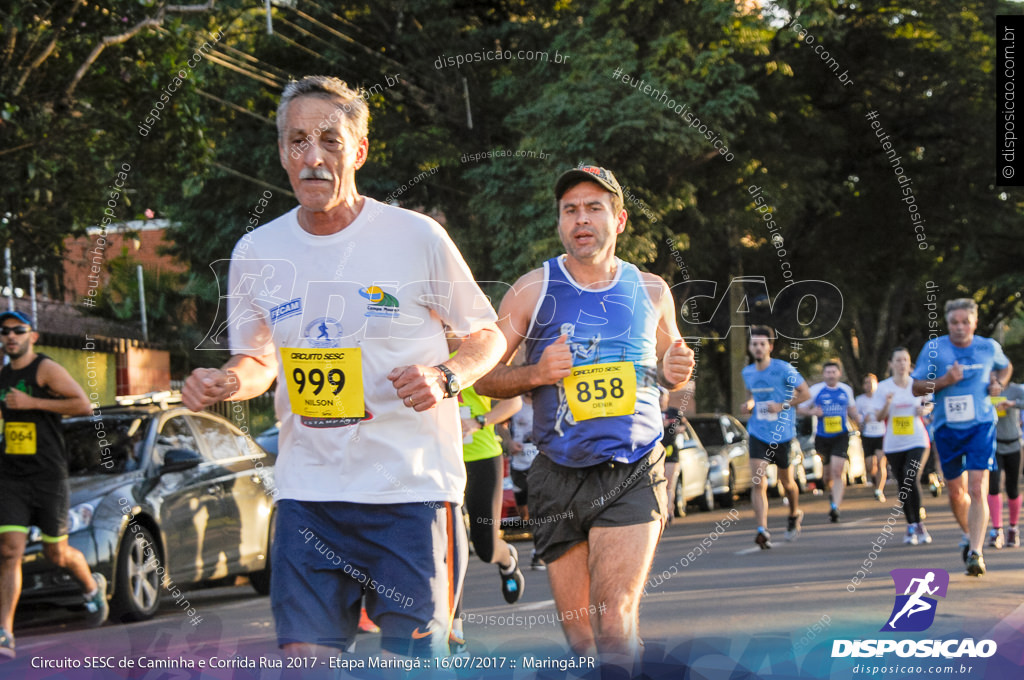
[111,525,162,622]
[249,509,275,596]
[696,477,714,512]
[674,473,686,518]
[715,466,736,508]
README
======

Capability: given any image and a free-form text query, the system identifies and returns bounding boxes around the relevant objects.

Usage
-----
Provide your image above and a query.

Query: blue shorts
[271,499,467,656]
[933,422,997,480]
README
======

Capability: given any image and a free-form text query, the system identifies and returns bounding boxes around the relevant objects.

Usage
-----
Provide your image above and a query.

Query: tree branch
[13,0,85,97]
[63,1,217,101]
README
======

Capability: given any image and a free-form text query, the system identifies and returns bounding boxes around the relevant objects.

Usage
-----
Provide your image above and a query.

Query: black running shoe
[785,510,803,541]
[500,545,525,604]
[755,530,772,549]
[829,507,840,523]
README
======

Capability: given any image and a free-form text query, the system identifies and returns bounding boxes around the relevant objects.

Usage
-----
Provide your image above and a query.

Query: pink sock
[988,494,1004,528]
[1009,496,1022,527]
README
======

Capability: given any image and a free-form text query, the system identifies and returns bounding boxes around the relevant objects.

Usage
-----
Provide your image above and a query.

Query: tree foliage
[2,0,1021,400]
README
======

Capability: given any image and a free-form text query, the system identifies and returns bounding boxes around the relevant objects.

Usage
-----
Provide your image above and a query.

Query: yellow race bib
[5,422,36,455]
[990,396,1008,418]
[892,416,915,436]
[564,362,637,422]
[279,348,364,419]
[823,416,843,434]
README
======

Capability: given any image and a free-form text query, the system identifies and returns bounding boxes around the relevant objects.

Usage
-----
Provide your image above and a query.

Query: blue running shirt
[524,257,662,467]
[742,359,805,443]
[912,335,1009,430]
[806,382,855,437]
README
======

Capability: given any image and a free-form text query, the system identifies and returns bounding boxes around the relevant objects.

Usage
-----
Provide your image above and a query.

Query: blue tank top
[524,256,662,467]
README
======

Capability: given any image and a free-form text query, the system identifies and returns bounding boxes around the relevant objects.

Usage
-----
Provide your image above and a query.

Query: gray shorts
[527,445,666,563]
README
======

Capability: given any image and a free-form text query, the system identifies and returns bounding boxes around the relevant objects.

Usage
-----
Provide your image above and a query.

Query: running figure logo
[882,568,949,632]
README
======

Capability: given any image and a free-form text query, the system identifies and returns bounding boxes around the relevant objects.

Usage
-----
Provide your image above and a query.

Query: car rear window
[690,419,725,446]
[64,414,151,476]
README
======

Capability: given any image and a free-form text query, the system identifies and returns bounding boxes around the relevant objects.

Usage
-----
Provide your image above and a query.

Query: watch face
[449,375,461,395]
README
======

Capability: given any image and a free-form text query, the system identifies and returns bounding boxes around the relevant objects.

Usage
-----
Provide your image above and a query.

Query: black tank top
[0,354,68,478]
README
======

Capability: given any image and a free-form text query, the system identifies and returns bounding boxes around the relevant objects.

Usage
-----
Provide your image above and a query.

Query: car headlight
[66,499,101,534]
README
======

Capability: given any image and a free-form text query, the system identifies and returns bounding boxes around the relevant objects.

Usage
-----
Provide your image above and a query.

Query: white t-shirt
[871,378,930,452]
[856,393,886,437]
[508,400,537,471]
[228,198,497,503]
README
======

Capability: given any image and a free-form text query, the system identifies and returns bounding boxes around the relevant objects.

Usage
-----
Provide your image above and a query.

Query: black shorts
[527,445,666,563]
[816,433,850,465]
[510,467,529,506]
[862,436,884,456]
[0,475,70,540]
[749,436,791,467]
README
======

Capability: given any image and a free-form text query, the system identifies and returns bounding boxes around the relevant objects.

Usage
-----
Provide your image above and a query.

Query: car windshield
[689,419,725,446]
[65,413,151,476]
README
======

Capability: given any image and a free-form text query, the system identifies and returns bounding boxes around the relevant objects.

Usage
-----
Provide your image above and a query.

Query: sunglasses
[0,326,30,336]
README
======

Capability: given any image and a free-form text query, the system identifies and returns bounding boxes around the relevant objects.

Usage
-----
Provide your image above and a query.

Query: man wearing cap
[0,311,103,657]
[475,166,694,670]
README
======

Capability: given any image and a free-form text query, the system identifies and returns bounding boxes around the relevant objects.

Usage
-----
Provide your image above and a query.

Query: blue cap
[0,311,32,327]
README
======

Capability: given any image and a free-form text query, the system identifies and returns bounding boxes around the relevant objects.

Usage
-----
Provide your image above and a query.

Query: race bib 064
[5,422,36,455]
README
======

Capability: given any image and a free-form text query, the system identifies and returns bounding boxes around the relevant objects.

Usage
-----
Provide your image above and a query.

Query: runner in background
[741,326,810,548]
[660,389,680,524]
[798,360,859,523]
[449,383,523,654]
[987,380,1023,548]
[912,298,1012,576]
[507,393,544,568]
[857,373,888,502]
[872,347,934,545]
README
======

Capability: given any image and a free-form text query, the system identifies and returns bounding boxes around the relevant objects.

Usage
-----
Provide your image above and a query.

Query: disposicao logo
[831,568,997,659]
[883,568,948,632]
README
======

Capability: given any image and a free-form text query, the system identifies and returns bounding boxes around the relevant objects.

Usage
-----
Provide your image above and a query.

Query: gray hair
[276,76,369,143]
[944,298,978,318]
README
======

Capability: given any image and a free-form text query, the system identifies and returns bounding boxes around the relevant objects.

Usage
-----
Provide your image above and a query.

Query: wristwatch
[475,415,487,427]
[435,364,461,399]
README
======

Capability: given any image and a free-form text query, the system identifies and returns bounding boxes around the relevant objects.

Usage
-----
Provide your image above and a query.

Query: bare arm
[388,323,506,412]
[847,404,860,429]
[989,361,1014,396]
[485,396,522,426]
[474,269,571,398]
[183,352,279,412]
[790,382,811,411]
[741,390,754,415]
[913,361,963,397]
[4,359,92,416]
[644,272,694,391]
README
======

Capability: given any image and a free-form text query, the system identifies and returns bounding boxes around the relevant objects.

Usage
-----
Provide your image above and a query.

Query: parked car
[667,418,714,516]
[21,393,277,622]
[687,413,753,507]
[254,423,279,455]
[795,414,866,487]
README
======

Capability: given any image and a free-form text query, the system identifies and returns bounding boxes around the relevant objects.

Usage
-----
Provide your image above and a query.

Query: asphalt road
[6,482,1024,679]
